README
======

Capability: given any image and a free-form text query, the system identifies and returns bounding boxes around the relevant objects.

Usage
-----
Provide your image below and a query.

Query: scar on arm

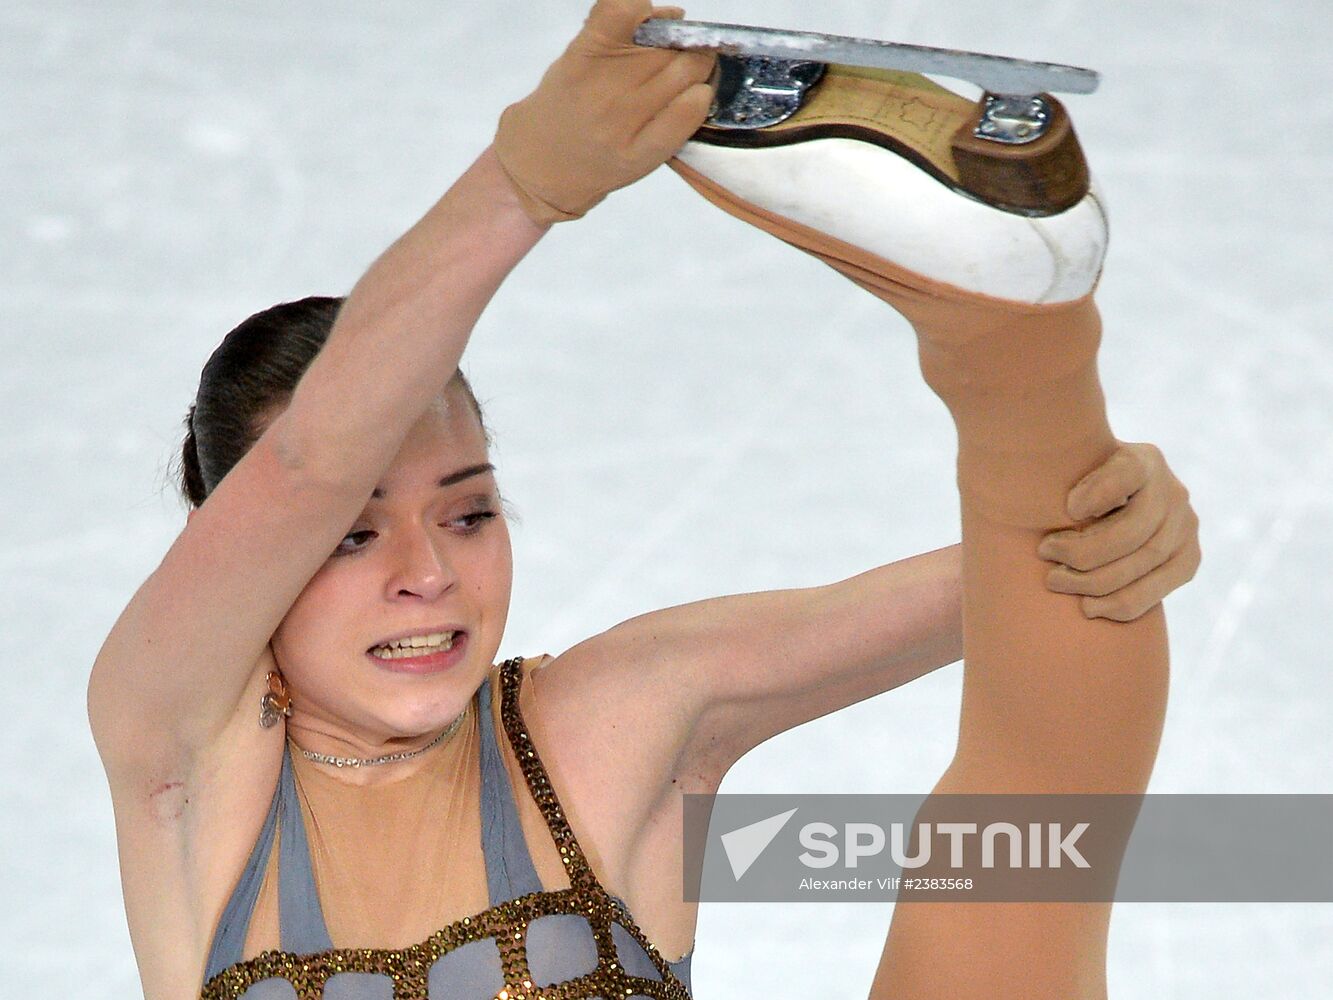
[148,780,189,822]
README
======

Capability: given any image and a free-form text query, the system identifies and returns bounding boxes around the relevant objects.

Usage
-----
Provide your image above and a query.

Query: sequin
[201,657,690,1000]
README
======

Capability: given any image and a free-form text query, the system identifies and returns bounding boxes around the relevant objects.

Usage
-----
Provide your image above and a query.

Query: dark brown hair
[175,295,489,509]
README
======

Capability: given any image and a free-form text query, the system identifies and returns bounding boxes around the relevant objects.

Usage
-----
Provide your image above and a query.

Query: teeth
[370,631,456,658]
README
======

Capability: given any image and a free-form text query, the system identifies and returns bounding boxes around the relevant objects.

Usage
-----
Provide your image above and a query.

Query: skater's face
[268,383,513,743]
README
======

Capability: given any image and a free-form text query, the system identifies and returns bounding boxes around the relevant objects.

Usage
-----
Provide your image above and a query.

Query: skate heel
[949,91,1089,216]
[696,62,1089,217]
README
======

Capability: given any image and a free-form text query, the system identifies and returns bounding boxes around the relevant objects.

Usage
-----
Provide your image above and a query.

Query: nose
[385,525,457,602]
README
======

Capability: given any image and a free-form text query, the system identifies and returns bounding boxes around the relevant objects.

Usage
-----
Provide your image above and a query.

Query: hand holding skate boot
[493,0,718,226]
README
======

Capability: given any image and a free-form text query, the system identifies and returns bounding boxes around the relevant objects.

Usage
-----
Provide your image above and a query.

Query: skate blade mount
[633,19,1099,145]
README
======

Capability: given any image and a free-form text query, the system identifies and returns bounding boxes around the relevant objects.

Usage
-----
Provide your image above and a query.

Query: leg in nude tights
[862,270,1169,1000]
[670,140,1171,998]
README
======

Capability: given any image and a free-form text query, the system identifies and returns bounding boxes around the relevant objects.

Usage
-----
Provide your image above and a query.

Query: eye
[333,530,375,556]
[450,511,498,533]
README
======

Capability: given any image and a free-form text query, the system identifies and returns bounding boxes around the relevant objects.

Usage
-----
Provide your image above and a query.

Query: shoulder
[517,624,701,736]
[496,637,719,854]
[515,635,718,790]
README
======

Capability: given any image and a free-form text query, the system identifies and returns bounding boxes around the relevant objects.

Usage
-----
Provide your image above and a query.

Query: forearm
[276,144,546,480]
[715,545,967,736]
[828,543,965,697]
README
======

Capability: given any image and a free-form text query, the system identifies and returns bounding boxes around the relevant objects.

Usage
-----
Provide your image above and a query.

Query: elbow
[255,408,368,502]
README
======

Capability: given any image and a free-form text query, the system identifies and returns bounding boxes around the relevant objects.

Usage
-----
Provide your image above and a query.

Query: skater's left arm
[572,439,1199,781]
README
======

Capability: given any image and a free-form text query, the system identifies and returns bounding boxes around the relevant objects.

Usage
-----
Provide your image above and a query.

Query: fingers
[1045,499,1202,620]
[1078,531,1202,621]
[627,48,716,122]
[1045,497,1190,595]
[629,80,715,160]
[583,0,658,45]
[1066,441,1155,520]
[1039,484,1167,570]
[573,0,693,93]
[1045,441,1190,572]
[1041,436,1203,620]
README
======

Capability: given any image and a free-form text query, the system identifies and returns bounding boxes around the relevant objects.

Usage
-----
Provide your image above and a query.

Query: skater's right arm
[87,0,717,780]
[87,148,545,778]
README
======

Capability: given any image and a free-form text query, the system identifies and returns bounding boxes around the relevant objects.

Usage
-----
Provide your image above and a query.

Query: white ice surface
[2,0,1330,997]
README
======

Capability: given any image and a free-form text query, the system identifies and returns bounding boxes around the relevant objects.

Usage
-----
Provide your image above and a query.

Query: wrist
[468,143,556,237]
[488,109,596,228]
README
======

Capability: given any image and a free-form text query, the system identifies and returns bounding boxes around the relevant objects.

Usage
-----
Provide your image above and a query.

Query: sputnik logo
[719,807,798,880]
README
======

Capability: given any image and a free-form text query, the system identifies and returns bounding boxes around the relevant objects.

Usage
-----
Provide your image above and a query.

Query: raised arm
[548,436,1197,791]
[87,0,718,780]
[88,148,544,773]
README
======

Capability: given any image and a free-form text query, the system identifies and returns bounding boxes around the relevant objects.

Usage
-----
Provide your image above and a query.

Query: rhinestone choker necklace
[293,706,468,769]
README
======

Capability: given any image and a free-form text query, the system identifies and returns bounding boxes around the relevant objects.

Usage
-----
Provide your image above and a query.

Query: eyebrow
[370,462,495,500]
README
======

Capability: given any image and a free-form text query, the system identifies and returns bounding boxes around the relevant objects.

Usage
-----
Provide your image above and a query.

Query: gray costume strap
[477,672,544,904]
[201,747,332,976]
[203,759,282,981]
[277,746,334,954]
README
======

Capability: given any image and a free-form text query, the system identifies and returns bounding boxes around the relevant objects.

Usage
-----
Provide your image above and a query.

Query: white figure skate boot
[670,62,1109,305]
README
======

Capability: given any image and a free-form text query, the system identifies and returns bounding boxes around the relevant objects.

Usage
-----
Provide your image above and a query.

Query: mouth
[370,629,458,661]
[366,629,468,674]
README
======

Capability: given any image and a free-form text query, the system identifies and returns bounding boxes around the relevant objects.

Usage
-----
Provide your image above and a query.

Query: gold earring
[259,670,293,728]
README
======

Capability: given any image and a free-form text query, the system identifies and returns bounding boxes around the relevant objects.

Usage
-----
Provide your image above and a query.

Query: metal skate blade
[633,19,1099,98]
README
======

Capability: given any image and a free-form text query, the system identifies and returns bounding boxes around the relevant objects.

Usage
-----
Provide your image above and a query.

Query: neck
[286,704,471,787]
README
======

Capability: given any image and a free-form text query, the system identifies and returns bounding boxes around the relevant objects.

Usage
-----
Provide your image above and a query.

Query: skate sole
[667,149,1102,307]
[692,65,1090,217]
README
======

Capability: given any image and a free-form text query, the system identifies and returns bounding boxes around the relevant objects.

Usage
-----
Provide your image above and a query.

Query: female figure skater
[87,2,1198,998]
